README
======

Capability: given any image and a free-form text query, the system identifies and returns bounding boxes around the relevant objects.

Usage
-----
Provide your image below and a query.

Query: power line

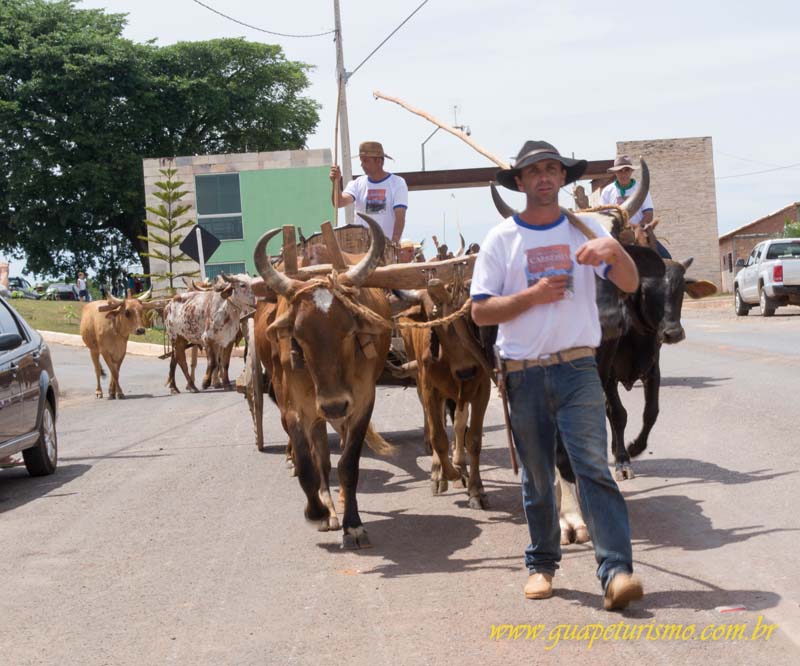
[716,162,800,180]
[189,0,336,38]
[347,0,430,80]
[716,150,781,168]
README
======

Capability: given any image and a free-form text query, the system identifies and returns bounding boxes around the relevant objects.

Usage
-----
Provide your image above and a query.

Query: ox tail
[365,422,398,457]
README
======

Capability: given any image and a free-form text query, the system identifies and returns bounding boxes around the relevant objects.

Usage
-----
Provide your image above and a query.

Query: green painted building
[142,149,332,286]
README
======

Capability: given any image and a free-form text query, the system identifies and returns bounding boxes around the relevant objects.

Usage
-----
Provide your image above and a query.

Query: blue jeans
[506,356,633,590]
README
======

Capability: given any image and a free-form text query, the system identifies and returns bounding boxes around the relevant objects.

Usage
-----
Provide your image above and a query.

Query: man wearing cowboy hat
[470,140,644,611]
[600,155,654,246]
[330,141,408,245]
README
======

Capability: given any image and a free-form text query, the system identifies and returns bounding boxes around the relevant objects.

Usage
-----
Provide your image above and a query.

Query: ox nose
[135,327,146,335]
[455,367,478,381]
[320,400,350,420]
[661,326,685,344]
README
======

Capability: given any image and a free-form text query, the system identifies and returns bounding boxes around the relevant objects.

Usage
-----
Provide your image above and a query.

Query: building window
[195,173,243,240]
[206,262,247,280]
[727,252,733,273]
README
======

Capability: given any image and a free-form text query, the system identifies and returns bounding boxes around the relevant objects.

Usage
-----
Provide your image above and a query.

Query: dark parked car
[0,295,59,476]
[45,282,80,301]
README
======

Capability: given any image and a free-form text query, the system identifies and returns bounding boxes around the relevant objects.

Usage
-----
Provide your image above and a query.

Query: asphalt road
[1,303,799,665]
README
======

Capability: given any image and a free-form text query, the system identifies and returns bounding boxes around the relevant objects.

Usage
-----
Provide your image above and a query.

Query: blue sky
[6,0,800,277]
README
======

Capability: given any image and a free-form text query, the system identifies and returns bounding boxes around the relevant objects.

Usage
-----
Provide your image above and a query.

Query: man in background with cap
[470,139,644,611]
[330,141,408,245]
[600,155,653,246]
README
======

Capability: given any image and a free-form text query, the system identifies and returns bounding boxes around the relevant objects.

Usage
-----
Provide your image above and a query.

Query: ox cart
[239,221,478,451]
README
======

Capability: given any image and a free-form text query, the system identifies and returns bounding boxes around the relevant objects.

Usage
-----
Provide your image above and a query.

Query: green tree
[139,167,198,295]
[784,217,800,238]
[0,0,320,278]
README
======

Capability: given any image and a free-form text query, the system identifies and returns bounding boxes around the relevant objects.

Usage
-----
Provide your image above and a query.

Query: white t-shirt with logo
[599,179,653,226]
[470,213,612,360]
[343,173,408,239]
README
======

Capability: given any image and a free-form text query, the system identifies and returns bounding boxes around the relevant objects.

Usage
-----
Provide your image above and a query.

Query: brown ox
[254,214,390,549]
[398,277,492,509]
[79,290,153,399]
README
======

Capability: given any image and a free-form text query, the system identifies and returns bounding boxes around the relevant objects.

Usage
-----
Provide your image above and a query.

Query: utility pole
[333,0,354,226]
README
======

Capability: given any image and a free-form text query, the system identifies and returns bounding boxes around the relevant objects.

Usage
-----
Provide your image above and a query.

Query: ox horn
[455,233,466,257]
[618,158,650,221]
[106,293,124,305]
[254,228,298,298]
[344,213,386,287]
[490,182,517,219]
[136,287,152,301]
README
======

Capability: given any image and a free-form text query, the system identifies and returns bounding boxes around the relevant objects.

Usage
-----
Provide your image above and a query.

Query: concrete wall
[590,136,720,289]
[142,149,331,293]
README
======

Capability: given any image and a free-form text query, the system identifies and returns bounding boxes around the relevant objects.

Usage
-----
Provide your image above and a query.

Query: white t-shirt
[470,213,612,360]
[77,277,87,291]
[599,179,653,226]
[343,173,408,239]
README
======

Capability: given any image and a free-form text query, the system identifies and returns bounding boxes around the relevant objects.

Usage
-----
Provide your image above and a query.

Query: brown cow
[79,290,153,399]
[254,214,390,549]
[398,278,492,509]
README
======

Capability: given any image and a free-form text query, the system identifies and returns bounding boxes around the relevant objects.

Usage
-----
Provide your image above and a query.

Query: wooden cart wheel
[245,318,265,451]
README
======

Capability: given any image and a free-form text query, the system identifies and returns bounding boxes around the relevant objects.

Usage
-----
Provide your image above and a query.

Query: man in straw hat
[470,140,644,610]
[600,155,654,247]
[330,141,408,245]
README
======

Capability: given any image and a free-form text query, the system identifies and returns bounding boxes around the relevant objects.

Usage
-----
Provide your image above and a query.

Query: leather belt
[504,346,595,372]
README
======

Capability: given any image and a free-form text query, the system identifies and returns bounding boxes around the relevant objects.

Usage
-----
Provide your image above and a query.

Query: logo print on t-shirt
[366,188,387,213]
[525,244,574,295]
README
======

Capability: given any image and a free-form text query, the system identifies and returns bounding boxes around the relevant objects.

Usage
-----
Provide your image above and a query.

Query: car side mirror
[0,332,23,352]
[735,259,745,268]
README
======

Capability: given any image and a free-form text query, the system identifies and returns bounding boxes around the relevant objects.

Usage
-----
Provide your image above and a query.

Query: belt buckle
[538,353,552,366]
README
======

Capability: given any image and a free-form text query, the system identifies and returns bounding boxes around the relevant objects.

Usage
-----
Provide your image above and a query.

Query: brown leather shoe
[603,573,643,610]
[524,573,553,599]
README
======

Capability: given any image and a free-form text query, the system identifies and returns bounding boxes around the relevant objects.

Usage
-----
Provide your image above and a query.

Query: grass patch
[9,299,166,345]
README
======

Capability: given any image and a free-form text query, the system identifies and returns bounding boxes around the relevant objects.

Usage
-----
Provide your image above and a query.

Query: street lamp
[421,123,471,171]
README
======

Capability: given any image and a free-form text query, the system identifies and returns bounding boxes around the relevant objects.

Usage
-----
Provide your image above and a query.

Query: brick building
[590,136,720,289]
[718,202,800,293]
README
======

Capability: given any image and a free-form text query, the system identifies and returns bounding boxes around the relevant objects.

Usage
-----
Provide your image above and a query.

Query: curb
[39,331,244,359]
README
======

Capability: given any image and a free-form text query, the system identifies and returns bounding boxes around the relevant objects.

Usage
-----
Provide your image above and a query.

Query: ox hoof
[116,393,125,400]
[170,387,180,395]
[95,393,103,399]
[222,382,233,392]
[574,526,590,543]
[187,385,200,394]
[107,394,116,400]
[615,465,635,481]
[431,478,448,495]
[468,493,489,510]
[342,528,371,550]
[560,530,572,546]
[318,516,341,532]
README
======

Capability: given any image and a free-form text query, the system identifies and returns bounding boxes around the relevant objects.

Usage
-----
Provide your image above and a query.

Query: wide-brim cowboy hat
[356,140,393,160]
[496,140,587,191]
[608,154,637,172]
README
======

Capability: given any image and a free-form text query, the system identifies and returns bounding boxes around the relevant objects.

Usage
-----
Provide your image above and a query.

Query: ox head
[255,213,387,421]
[216,272,257,310]
[98,289,153,337]
[397,278,492,383]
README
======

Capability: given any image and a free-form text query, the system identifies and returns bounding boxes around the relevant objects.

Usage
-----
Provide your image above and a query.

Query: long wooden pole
[373,90,510,169]
[333,74,343,226]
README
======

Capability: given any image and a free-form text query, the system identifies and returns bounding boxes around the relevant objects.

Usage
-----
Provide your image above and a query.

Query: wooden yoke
[320,221,348,270]
[282,226,298,275]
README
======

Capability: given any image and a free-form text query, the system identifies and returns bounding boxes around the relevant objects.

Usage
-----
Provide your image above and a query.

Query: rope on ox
[284,272,473,330]
[575,203,631,225]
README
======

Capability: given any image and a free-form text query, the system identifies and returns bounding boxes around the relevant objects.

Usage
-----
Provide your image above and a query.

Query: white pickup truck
[734,238,800,316]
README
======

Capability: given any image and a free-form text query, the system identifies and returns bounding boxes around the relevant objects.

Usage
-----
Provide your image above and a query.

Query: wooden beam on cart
[250,254,476,297]
[282,226,298,275]
[320,221,348,271]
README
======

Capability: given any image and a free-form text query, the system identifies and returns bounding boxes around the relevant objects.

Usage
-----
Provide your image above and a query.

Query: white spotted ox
[164,274,255,393]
